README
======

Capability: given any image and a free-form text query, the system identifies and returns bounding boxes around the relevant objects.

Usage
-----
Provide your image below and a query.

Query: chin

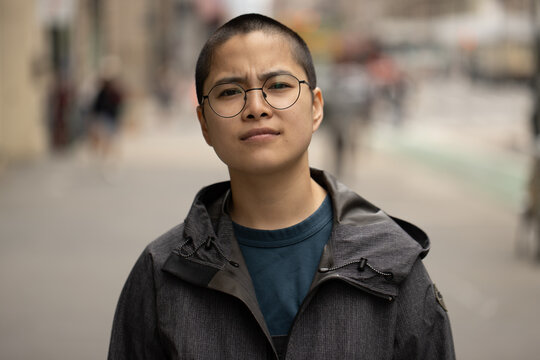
[229,162,283,176]
[227,154,309,177]
[216,142,310,176]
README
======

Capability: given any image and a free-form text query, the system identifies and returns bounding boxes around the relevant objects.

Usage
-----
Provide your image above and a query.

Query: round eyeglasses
[202,74,311,118]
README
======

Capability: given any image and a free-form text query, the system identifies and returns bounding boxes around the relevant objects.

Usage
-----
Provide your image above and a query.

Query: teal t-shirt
[233,195,333,336]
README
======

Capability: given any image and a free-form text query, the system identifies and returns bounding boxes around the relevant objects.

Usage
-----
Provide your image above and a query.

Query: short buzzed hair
[195,13,317,105]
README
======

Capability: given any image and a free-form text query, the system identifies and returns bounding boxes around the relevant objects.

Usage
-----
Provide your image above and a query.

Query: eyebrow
[212,70,294,87]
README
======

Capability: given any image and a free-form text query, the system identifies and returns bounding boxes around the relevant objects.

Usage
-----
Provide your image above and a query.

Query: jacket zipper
[174,236,280,359]
[282,272,394,358]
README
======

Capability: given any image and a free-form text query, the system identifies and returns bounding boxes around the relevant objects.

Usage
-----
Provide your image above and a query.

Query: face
[197,31,324,176]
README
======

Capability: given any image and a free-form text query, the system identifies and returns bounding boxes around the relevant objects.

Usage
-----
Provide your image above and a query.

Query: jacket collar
[163,169,430,298]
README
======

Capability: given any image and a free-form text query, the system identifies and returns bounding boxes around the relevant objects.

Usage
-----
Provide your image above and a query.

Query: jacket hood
[311,169,429,299]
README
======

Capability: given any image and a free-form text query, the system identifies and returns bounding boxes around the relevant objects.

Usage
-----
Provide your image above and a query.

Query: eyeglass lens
[207,74,302,118]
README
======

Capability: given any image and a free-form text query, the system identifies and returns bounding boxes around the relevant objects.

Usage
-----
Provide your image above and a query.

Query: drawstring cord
[176,238,391,279]
[175,236,240,268]
[319,257,394,281]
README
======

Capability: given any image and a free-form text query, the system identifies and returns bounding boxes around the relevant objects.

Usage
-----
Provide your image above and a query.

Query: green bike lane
[371,125,529,211]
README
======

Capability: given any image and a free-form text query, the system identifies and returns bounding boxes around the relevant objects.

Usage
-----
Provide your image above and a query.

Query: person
[516,64,540,260]
[324,61,373,177]
[108,13,455,359]
[88,57,124,161]
[365,41,406,126]
[48,70,74,150]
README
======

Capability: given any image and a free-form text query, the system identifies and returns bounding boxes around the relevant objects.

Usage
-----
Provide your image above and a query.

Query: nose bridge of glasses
[241,87,270,118]
[244,87,267,100]
[243,87,269,114]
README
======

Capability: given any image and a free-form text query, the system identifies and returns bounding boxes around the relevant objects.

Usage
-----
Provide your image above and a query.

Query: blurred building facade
[0,0,202,169]
[0,1,48,169]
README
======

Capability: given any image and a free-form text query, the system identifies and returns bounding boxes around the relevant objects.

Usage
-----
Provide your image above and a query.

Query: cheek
[283,115,315,152]
[206,121,236,155]
[206,118,228,141]
[207,125,221,144]
[291,102,315,133]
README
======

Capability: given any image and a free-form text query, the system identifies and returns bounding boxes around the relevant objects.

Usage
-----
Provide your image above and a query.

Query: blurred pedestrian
[366,42,406,126]
[324,61,373,177]
[517,75,540,259]
[88,57,124,162]
[155,64,175,118]
[108,14,455,360]
[516,13,540,260]
[48,71,74,150]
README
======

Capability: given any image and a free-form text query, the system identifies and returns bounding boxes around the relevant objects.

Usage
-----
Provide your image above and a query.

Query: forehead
[206,31,305,87]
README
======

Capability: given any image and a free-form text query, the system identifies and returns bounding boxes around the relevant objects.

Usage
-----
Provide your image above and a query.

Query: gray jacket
[108,169,455,359]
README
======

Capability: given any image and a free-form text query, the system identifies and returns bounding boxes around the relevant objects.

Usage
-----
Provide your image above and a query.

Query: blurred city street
[1,75,540,359]
[2,1,540,359]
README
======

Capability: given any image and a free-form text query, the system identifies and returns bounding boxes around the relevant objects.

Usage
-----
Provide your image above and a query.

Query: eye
[265,74,297,92]
[218,87,243,98]
[267,81,292,90]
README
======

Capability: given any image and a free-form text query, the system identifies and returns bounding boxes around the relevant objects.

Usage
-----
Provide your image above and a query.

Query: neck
[228,164,327,230]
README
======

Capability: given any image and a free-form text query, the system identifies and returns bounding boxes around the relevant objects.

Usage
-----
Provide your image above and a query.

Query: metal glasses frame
[202,74,311,118]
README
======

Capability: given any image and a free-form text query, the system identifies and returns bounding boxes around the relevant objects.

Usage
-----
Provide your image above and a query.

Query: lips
[240,127,281,141]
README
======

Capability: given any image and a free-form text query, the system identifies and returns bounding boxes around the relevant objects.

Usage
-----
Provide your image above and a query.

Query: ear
[197,105,213,146]
[311,87,324,132]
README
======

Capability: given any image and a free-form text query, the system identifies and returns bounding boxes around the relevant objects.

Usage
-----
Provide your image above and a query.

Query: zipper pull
[358,258,367,272]
[205,236,214,250]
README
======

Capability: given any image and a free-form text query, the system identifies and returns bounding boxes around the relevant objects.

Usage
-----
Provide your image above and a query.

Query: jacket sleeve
[108,248,167,360]
[393,260,456,360]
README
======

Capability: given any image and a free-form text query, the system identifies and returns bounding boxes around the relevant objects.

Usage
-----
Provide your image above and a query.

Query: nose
[242,88,272,120]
